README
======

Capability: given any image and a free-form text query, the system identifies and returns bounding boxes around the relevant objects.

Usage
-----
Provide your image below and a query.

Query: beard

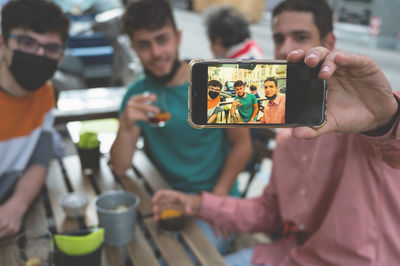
[144,57,181,85]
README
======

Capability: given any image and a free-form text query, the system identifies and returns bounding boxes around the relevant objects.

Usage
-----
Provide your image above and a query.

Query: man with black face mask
[0,0,69,238]
[207,80,223,123]
[110,0,252,254]
[260,77,286,124]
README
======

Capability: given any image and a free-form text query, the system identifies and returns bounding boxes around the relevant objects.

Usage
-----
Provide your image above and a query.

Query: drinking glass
[144,91,171,127]
[14,230,53,266]
[157,202,185,233]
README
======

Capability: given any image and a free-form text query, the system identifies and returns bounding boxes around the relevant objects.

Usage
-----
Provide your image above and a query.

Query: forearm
[251,106,259,121]
[213,129,252,195]
[207,114,217,123]
[110,123,140,177]
[197,191,282,233]
[230,105,237,117]
[7,165,47,215]
[362,93,400,168]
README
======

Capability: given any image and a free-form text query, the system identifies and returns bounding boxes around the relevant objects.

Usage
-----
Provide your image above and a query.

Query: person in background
[249,84,261,112]
[249,84,260,99]
[0,0,69,238]
[204,5,263,59]
[207,80,223,123]
[153,0,400,265]
[110,0,251,254]
[259,77,285,124]
[230,80,258,123]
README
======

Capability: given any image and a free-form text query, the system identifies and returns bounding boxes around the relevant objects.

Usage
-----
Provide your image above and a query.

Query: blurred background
[1,0,399,93]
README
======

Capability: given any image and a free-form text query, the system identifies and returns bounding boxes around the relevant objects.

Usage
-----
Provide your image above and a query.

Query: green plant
[77,132,99,149]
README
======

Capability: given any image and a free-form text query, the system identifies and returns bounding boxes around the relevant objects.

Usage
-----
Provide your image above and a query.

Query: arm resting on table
[197,187,282,234]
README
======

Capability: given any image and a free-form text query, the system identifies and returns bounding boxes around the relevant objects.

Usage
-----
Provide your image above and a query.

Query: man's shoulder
[247,93,257,101]
[276,93,286,103]
[126,76,149,94]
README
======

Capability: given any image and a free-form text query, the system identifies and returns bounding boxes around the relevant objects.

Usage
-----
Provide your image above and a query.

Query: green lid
[54,228,104,255]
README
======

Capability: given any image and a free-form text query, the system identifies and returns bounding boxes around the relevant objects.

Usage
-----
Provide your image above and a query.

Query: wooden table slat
[133,150,170,191]
[24,197,49,232]
[62,156,99,228]
[102,246,125,266]
[0,240,18,266]
[97,157,123,192]
[118,175,194,266]
[46,160,78,233]
[125,225,160,266]
[181,220,227,266]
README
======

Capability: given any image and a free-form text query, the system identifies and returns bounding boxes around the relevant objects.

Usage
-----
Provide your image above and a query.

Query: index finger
[152,189,171,204]
[129,92,158,104]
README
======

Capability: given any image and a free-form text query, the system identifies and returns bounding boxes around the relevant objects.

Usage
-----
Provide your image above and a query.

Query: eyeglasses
[9,34,64,59]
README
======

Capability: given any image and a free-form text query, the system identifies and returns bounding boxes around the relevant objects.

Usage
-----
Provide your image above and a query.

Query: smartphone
[188,59,327,128]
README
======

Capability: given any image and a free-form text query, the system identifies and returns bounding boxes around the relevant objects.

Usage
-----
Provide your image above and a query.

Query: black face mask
[144,58,181,85]
[208,91,219,99]
[8,50,58,92]
[266,93,277,100]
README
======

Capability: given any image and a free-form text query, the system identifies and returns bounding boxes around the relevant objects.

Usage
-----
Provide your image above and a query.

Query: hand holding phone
[188,59,327,128]
[287,47,397,138]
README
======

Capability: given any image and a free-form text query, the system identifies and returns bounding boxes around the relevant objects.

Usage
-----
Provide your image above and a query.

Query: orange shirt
[208,97,220,110]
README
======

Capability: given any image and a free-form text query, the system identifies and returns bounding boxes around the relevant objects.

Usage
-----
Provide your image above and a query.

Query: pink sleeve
[364,92,400,169]
[197,186,282,233]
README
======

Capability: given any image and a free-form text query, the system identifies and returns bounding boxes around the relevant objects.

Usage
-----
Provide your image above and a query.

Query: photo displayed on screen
[207,64,287,124]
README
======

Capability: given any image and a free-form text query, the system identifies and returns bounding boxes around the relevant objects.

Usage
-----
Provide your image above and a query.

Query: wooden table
[54,87,126,124]
[0,150,226,266]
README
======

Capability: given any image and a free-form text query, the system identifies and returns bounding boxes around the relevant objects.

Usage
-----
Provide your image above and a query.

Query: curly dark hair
[204,6,250,48]
[233,80,244,88]
[272,0,333,39]
[250,85,257,91]
[122,0,177,38]
[208,79,222,89]
[1,0,70,44]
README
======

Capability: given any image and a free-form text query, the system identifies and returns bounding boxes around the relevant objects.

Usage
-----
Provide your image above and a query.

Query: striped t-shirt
[0,83,55,176]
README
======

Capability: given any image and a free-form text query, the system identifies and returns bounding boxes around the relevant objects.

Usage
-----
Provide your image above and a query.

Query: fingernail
[307,53,317,60]
[289,50,300,56]
[143,91,151,97]
[321,65,330,72]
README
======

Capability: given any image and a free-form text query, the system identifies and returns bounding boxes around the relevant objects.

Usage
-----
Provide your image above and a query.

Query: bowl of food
[60,192,89,218]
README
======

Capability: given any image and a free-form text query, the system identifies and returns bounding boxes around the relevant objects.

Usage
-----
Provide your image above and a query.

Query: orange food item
[160,209,182,220]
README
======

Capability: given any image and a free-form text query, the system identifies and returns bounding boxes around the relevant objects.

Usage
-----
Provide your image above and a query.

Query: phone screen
[189,61,327,127]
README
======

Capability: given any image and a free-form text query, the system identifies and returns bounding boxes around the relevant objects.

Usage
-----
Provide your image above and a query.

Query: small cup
[95,190,140,246]
[143,90,171,127]
[77,145,100,171]
[60,192,89,218]
[14,230,53,266]
[158,204,185,232]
